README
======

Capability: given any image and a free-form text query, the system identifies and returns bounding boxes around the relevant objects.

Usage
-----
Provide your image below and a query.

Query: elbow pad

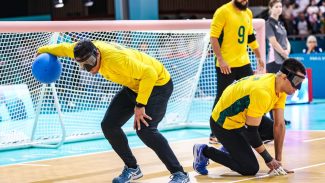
[245,125,263,148]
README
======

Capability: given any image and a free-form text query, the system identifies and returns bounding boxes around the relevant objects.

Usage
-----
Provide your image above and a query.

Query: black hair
[73,39,97,60]
[281,58,306,75]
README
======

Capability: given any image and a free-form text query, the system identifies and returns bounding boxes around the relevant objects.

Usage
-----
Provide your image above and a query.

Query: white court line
[16,163,50,167]
[0,137,208,167]
[293,162,325,171]
[228,162,325,183]
[1,131,323,168]
[303,137,325,142]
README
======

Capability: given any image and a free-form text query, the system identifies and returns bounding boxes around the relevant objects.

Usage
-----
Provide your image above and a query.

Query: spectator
[320,0,325,33]
[320,0,325,13]
[295,12,310,35]
[302,35,323,54]
[307,0,320,15]
[282,0,296,35]
[306,0,321,33]
[292,0,310,17]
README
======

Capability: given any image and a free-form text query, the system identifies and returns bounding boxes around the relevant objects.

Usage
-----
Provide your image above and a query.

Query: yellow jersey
[38,41,171,105]
[210,2,259,67]
[211,74,287,130]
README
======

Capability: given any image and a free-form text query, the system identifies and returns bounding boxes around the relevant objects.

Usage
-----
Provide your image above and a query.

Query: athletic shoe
[193,144,209,175]
[169,171,190,183]
[112,165,143,183]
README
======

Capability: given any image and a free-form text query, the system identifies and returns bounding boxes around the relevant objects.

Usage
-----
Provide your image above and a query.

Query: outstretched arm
[37,42,76,58]
[273,108,286,162]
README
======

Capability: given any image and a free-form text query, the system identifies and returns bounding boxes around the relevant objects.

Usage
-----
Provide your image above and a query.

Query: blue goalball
[32,53,62,84]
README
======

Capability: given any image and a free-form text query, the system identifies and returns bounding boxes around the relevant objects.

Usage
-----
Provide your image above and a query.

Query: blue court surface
[1,99,325,166]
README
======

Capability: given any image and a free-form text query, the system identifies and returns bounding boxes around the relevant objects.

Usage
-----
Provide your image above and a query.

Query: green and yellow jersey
[210,2,259,67]
[211,74,287,130]
[38,41,170,105]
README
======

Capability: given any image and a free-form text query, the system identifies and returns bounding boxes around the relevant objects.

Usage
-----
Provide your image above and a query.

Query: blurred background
[0,0,324,54]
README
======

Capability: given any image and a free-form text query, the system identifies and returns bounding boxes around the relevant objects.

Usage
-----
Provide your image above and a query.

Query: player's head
[268,0,282,16]
[74,39,99,72]
[233,0,248,11]
[279,58,306,94]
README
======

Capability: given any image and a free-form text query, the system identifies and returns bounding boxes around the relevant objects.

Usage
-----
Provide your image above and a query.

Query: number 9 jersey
[210,2,259,68]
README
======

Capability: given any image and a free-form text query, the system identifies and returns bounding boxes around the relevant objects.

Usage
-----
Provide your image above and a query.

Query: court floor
[0,101,325,183]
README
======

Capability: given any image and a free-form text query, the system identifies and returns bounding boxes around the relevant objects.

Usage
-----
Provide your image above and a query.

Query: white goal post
[0,19,265,151]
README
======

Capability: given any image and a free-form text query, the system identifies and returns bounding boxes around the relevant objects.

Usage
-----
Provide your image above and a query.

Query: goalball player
[193,58,305,176]
[37,39,190,183]
[209,0,265,144]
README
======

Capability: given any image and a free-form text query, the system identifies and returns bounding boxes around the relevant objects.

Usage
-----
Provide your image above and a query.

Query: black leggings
[101,79,184,174]
[204,117,274,175]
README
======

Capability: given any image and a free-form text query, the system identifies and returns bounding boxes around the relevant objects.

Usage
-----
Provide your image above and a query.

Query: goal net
[0,20,265,150]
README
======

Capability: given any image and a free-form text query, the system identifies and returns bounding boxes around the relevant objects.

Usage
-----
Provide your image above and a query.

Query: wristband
[259,149,273,163]
[135,102,146,108]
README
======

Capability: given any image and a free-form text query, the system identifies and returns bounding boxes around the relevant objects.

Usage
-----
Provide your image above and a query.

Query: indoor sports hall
[0,0,325,183]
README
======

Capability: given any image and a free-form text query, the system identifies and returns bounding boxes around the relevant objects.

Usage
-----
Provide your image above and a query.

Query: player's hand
[266,159,287,175]
[268,167,294,174]
[268,166,287,176]
[257,58,265,74]
[219,59,231,75]
[266,158,281,170]
[269,160,294,174]
[134,106,152,130]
